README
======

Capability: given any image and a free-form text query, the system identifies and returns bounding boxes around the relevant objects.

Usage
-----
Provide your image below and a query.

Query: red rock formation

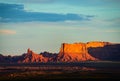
[19,48,49,63]
[86,41,110,48]
[57,43,96,62]
[88,44,120,61]
[0,41,119,63]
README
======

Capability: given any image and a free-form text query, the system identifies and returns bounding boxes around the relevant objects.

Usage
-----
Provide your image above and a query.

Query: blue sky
[0,0,120,55]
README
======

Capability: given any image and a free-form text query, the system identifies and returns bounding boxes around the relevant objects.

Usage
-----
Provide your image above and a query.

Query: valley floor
[0,61,120,80]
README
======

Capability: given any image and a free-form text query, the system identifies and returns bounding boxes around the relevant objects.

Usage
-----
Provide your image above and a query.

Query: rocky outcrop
[57,41,112,62]
[18,48,49,63]
[88,44,120,61]
[0,54,20,63]
[86,41,110,48]
[0,54,7,62]
[57,43,96,62]
[0,41,120,63]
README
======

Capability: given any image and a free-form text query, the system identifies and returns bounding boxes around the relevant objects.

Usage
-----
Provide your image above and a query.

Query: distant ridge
[0,41,120,63]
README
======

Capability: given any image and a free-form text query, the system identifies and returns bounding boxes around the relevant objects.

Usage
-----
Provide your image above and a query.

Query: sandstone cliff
[88,44,120,61]
[57,43,96,62]
[86,41,110,48]
[0,41,120,63]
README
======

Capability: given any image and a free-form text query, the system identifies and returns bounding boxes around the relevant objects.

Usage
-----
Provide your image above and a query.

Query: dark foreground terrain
[0,61,120,80]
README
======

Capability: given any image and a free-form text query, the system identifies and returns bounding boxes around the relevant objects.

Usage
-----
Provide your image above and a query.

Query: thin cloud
[0,0,55,4]
[0,29,16,34]
[105,30,120,33]
[94,29,120,33]
[20,0,55,3]
[0,3,94,22]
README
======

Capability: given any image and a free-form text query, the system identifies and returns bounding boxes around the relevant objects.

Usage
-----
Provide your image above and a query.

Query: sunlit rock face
[0,41,120,63]
[18,48,49,63]
[57,43,96,62]
[86,41,110,48]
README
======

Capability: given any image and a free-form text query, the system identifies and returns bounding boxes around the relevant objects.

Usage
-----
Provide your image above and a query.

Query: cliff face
[88,44,120,61]
[57,43,96,62]
[0,41,120,63]
[86,41,110,48]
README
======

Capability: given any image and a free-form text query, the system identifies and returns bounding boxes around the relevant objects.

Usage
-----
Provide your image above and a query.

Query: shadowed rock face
[57,41,120,62]
[88,44,120,61]
[0,41,120,63]
[0,54,7,62]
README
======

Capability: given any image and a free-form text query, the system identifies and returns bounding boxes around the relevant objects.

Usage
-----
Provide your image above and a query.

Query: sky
[0,0,120,55]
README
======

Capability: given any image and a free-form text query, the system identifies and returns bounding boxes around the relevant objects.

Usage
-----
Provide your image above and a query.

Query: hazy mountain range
[0,41,120,63]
